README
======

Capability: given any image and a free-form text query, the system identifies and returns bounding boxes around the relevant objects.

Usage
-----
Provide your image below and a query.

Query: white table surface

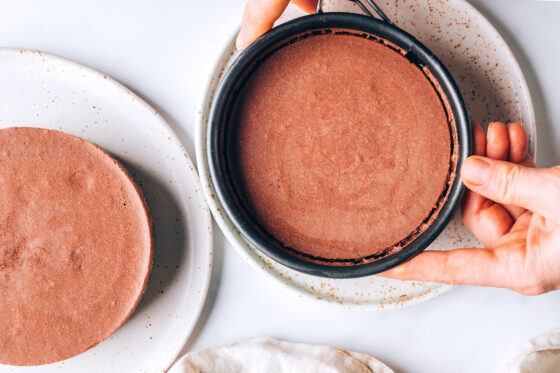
[1,1,559,372]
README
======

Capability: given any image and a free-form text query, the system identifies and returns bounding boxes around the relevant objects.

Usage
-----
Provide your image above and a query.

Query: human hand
[236,0,318,50]
[382,122,560,295]
[235,2,559,296]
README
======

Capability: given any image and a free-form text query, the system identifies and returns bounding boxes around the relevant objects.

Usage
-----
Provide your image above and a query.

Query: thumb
[236,0,317,50]
[236,0,290,50]
[461,156,560,222]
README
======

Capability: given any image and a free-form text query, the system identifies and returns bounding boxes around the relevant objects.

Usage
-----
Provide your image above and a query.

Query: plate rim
[194,32,455,311]
[196,0,535,311]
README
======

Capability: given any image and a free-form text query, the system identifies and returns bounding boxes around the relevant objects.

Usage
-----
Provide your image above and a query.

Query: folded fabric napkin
[169,338,393,373]
[504,329,560,373]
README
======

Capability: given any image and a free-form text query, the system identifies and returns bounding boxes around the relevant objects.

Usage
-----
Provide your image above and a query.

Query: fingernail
[236,29,248,50]
[461,156,491,186]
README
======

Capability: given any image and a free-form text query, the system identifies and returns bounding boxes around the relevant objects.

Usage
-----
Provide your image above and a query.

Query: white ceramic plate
[196,0,536,311]
[0,48,212,372]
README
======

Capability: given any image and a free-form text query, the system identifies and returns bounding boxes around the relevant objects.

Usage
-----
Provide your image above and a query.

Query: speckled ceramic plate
[0,48,213,372]
[196,0,536,311]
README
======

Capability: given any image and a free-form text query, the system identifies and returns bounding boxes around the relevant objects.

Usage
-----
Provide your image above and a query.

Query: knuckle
[246,0,276,24]
[492,163,521,203]
[244,4,258,23]
[545,166,560,201]
[243,0,263,23]
[517,279,549,296]
[441,254,454,284]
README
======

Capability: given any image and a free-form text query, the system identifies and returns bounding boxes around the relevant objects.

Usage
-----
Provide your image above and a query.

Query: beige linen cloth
[504,329,560,373]
[169,331,560,372]
[169,338,393,373]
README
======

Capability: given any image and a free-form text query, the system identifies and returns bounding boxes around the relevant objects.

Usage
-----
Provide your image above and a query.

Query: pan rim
[208,12,472,279]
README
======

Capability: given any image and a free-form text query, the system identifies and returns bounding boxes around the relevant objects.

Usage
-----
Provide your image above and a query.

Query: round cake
[0,127,154,366]
[231,32,455,265]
